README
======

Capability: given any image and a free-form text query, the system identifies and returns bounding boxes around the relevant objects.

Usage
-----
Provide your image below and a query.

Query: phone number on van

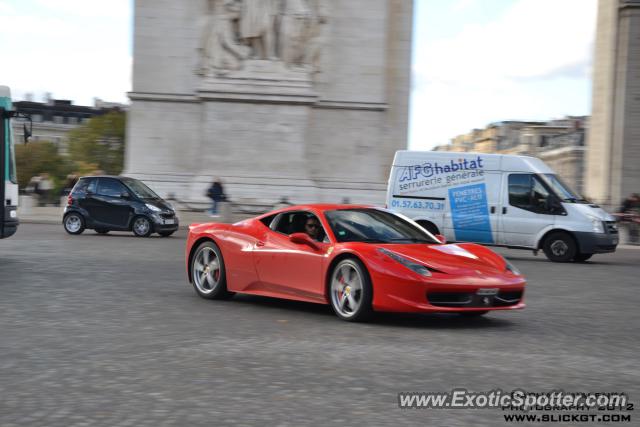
[391,199,445,210]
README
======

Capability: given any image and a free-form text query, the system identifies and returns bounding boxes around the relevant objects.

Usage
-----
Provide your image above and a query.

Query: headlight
[145,203,162,212]
[378,248,431,277]
[588,216,604,233]
[504,259,521,276]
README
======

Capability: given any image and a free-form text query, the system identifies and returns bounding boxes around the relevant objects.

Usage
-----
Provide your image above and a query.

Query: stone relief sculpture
[240,0,278,60]
[197,0,328,76]
[198,0,251,75]
[279,0,312,68]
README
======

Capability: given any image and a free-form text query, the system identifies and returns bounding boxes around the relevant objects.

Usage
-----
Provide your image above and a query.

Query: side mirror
[120,192,131,199]
[435,234,447,244]
[289,232,319,250]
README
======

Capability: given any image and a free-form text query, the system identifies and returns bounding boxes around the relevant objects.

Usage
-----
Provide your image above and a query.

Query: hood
[377,243,506,276]
[566,203,615,221]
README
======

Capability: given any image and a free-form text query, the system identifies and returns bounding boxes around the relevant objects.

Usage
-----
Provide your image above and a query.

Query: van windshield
[121,178,160,199]
[540,174,587,203]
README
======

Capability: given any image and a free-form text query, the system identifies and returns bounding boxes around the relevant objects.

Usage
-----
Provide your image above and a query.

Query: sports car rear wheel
[330,258,373,322]
[191,241,234,300]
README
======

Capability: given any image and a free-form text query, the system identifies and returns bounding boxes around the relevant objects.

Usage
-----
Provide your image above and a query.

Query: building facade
[435,117,588,194]
[125,0,413,205]
[11,97,126,155]
[586,0,640,208]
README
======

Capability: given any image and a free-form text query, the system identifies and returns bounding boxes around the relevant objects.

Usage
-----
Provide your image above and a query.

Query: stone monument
[125,0,413,205]
[586,0,640,208]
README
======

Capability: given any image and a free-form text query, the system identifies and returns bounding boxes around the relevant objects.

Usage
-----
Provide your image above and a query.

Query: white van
[386,151,618,262]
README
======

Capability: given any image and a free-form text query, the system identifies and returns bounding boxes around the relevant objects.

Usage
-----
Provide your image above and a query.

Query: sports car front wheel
[191,241,234,300]
[329,258,373,322]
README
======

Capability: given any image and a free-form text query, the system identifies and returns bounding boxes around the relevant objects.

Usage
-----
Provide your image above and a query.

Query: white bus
[1,86,26,238]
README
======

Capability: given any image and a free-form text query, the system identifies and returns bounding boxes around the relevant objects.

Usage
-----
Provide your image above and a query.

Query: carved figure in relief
[198,0,250,75]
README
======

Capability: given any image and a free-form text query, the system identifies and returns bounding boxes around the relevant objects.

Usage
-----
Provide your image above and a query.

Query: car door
[252,211,327,302]
[498,173,557,247]
[91,178,134,228]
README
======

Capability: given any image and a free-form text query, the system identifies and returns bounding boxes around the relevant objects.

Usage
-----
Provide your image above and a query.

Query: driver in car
[305,217,324,242]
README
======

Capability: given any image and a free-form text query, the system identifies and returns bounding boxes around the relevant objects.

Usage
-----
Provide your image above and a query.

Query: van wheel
[573,253,593,262]
[542,232,576,262]
[417,220,439,236]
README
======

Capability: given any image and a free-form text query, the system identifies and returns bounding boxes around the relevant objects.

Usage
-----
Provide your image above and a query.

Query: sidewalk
[17,206,250,227]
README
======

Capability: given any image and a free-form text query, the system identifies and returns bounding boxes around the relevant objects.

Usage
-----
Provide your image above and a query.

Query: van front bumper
[574,231,618,254]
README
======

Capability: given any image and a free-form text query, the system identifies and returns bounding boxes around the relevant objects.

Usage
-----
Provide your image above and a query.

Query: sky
[0,0,598,151]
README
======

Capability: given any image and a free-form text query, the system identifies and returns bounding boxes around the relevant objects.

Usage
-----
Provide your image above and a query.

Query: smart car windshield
[325,208,440,244]
[121,178,160,199]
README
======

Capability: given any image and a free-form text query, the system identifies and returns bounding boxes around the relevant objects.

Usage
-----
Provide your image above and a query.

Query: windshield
[541,174,585,202]
[325,208,440,244]
[121,178,160,199]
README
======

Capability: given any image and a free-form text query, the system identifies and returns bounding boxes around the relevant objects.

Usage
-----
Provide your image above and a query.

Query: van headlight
[378,248,432,277]
[587,216,604,233]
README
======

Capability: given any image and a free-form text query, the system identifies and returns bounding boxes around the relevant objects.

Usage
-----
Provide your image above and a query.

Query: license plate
[476,288,498,296]
[163,219,175,225]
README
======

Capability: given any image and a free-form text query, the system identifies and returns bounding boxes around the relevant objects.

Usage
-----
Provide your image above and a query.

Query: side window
[97,179,127,198]
[508,174,532,208]
[260,214,277,228]
[508,174,552,214]
[530,176,551,212]
[72,178,96,194]
[272,212,327,242]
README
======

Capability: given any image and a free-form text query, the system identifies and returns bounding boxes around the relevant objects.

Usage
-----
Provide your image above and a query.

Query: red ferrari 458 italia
[185,205,526,321]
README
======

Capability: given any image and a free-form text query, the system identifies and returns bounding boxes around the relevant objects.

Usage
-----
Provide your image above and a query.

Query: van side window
[508,174,552,214]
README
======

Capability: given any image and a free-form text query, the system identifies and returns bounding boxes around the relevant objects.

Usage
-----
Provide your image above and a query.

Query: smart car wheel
[132,216,152,237]
[63,213,85,235]
[542,232,577,262]
[329,258,373,322]
[191,241,234,300]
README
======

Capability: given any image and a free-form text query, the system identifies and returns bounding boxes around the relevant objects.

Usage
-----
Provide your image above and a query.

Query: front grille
[604,221,618,234]
[160,212,175,219]
[427,290,523,308]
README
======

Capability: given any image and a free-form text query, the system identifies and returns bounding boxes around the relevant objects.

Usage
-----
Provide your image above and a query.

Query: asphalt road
[1,223,639,427]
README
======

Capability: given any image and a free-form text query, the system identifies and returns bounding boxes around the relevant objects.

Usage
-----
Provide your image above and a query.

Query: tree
[15,141,72,190]
[67,111,126,175]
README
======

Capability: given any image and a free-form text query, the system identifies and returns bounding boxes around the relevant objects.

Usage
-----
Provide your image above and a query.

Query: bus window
[8,123,16,184]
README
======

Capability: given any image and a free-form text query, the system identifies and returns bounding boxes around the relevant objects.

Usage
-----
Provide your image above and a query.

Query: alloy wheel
[331,262,363,318]
[193,247,221,295]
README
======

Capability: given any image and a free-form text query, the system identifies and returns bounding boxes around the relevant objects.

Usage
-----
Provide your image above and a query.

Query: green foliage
[15,141,73,191]
[67,111,126,175]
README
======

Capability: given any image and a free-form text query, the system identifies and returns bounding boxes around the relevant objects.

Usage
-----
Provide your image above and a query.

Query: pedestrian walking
[206,179,226,217]
[618,193,640,245]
